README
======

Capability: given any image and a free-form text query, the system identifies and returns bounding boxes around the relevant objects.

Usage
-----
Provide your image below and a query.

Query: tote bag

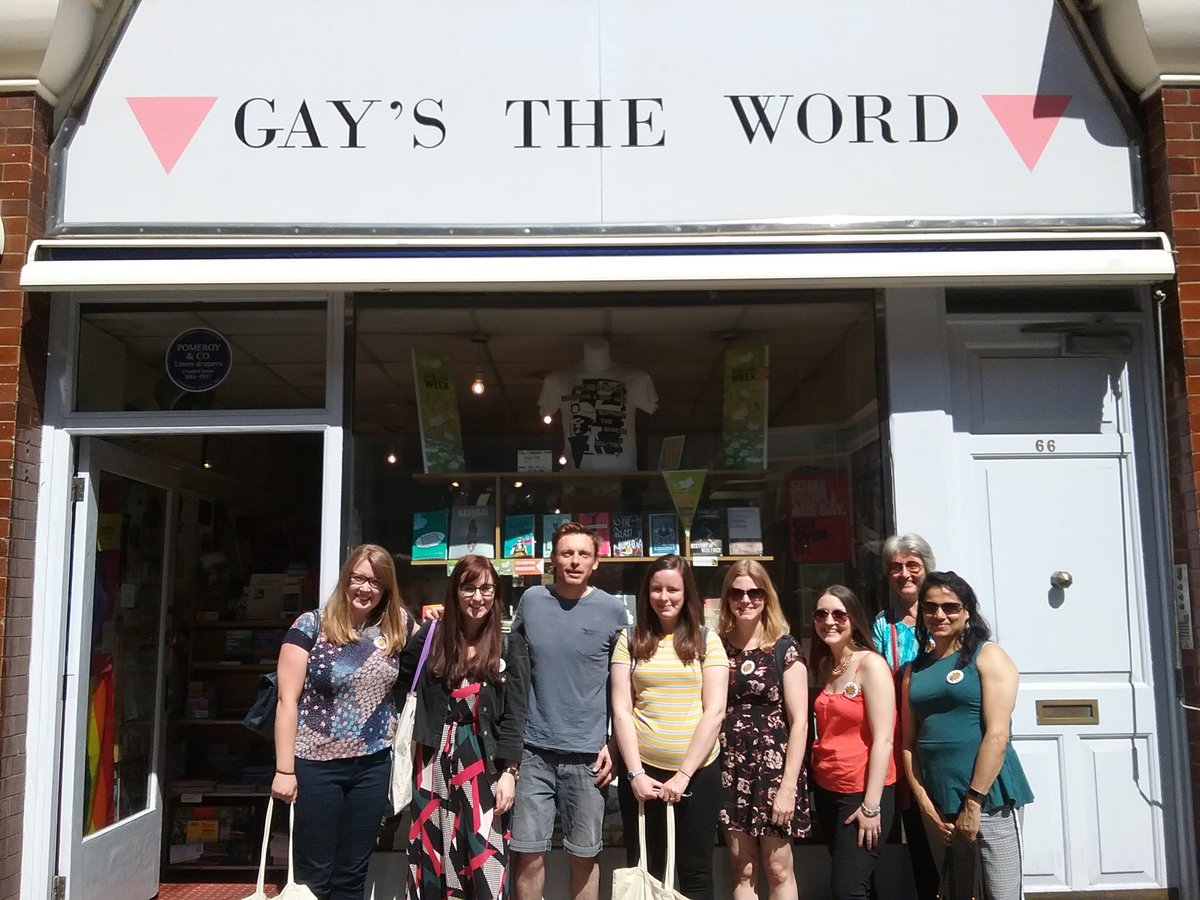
[389,619,436,815]
[240,797,318,900]
[936,834,982,900]
[612,802,690,900]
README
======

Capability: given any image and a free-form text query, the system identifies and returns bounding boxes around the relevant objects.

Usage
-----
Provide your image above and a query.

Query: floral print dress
[718,639,812,838]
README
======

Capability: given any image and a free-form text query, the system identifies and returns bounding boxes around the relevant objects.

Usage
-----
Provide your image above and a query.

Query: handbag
[243,610,320,739]
[936,833,983,900]
[239,797,318,900]
[389,619,436,815]
[611,802,690,900]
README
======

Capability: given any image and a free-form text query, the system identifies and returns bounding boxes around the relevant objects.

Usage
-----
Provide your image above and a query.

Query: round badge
[498,658,507,673]
[373,636,387,650]
[843,682,861,699]
[946,669,964,685]
[739,659,756,675]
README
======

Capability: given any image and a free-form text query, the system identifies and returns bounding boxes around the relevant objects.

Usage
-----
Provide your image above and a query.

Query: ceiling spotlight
[513,481,523,489]
[558,454,568,466]
[385,451,398,465]
[470,371,486,395]
[542,414,553,425]
[450,481,460,488]
[202,459,214,470]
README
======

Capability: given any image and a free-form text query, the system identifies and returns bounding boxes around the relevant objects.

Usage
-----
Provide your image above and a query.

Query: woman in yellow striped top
[611,554,729,900]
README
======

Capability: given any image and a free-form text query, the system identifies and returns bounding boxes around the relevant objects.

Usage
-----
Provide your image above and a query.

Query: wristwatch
[503,766,520,781]
[626,768,646,782]
[965,787,988,805]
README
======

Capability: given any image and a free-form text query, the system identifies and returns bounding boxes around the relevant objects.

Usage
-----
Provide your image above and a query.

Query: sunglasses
[727,587,767,603]
[812,608,849,624]
[888,560,924,575]
[921,600,965,617]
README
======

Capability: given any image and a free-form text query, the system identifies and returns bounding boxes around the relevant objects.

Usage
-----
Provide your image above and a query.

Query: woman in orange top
[809,585,896,900]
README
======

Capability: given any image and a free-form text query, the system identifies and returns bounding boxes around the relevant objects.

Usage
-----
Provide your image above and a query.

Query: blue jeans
[293,749,390,900]
[511,746,608,857]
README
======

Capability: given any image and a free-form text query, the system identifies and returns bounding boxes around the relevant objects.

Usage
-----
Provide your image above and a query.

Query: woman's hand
[494,772,516,814]
[631,773,663,803]
[954,801,981,842]
[660,772,691,804]
[924,807,955,845]
[271,772,298,803]
[771,782,797,827]
[844,805,884,849]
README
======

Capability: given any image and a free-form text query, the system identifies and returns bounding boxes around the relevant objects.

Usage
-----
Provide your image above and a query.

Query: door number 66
[1035,439,1056,452]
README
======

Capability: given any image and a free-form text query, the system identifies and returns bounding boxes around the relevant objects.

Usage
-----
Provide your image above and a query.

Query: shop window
[75,301,327,412]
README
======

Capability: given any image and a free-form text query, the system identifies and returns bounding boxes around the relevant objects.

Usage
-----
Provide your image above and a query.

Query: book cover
[503,514,537,558]
[611,513,644,557]
[541,513,571,557]
[648,513,679,556]
[689,507,724,556]
[727,506,764,555]
[577,512,611,556]
[412,509,449,560]
[449,505,496,558]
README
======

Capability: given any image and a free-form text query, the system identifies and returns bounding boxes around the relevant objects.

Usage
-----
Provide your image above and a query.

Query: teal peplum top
[908,643,1034,815]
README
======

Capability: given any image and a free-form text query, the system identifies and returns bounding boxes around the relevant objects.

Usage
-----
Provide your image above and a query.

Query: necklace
[831,649,854,678]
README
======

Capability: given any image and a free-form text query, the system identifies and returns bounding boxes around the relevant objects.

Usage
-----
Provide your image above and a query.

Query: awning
[21,232,1175,292]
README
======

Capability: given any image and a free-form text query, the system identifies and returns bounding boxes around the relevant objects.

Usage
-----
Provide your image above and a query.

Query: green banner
[412,350,465,473]
[663,470,706,533]
[723,345,769,469]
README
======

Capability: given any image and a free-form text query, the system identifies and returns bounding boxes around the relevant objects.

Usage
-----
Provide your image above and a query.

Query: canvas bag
[240,797,318,900]
[390,619,436,815]
[611,802,691,900]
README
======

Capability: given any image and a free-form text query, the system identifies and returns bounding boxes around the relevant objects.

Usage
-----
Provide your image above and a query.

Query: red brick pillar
[1145,86,1200,858]
[0,92,52,899]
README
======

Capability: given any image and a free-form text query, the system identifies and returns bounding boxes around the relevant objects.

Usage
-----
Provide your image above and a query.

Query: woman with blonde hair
[272,543,415,900]
[718,560,810,900]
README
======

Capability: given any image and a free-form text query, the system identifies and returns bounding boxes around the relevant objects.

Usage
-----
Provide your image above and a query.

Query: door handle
[1050,571,1073,590]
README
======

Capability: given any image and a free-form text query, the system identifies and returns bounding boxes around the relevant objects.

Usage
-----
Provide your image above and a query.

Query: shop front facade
[2,1,1200,899]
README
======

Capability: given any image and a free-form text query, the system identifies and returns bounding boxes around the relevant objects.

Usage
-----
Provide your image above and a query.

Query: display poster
[412,350,465,473]
[724,346,768,470]
[663,470,707,533]
[787,469,852,563]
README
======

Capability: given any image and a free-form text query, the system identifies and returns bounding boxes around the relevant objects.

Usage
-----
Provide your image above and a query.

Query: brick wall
[1145,86,1200,862]
[0,92,51,900]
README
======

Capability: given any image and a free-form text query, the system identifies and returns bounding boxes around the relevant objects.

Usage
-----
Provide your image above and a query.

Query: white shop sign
[56,0,1141,231]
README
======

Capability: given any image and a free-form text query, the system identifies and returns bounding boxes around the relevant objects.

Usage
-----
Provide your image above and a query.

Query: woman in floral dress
[398,555,529,899]
[718,560,811,900]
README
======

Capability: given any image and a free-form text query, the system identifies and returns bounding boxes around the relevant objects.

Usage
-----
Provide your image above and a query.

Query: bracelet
[503,766,520,781]
[860,802,881,818]
[678,769,693,781]
[626,768,646,782]
[275,769,295,776]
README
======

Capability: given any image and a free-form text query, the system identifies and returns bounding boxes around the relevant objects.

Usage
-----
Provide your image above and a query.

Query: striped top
[612,628,728,770]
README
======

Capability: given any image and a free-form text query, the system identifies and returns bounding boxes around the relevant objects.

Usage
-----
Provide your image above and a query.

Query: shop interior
[70,288,887,878]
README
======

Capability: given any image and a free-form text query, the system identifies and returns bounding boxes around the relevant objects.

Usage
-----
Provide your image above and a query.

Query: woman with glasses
[399,554,530,900]
[810,585,896,900]
[272,544,415,900]
[717,560,810,900]
[871,533,940,898]
[901,571,1033,900]
[611,554,728,900]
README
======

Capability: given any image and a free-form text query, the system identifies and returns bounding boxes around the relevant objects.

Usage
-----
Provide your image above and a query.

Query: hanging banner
[723,346,769,470]
[663,470,707,533]
[412,350,465,473]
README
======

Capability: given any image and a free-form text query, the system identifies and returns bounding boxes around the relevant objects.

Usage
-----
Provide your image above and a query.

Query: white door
[949,320,1166,892]
[57,439,175,900]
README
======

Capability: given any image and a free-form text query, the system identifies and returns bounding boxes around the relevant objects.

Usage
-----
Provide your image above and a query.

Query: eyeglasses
[812,608,850,624]
[726,587,767,603]
[921,600,964,617]
[887,560,924,575]
[348,574,383,590]
[458,583,497,599]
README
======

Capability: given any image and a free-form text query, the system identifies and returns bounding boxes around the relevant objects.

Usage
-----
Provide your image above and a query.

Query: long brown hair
[429,555,505,687]
[808,584,874,677]
[322,544,409,654]
[717,559,789,651]
[631,554,704,664]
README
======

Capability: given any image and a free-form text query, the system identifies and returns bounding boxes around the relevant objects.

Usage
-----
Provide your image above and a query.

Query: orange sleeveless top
[811,660,897,793]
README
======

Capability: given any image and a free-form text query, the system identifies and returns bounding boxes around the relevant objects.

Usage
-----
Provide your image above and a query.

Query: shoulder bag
[611,801,690,900]
[239,797,318,900]
[389,619,436,815]
[243,609,320,739]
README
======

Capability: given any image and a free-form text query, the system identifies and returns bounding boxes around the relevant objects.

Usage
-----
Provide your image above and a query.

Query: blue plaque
[165,328,232,393]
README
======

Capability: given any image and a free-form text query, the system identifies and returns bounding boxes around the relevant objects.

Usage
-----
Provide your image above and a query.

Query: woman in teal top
[901,571,1033,900]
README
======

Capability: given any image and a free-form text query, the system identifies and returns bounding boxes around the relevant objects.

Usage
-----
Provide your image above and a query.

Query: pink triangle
[982,94,1071,171]
[126,96,217,174]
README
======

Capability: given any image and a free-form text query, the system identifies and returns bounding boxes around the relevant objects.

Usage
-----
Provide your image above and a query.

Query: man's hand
[592,743,616,789]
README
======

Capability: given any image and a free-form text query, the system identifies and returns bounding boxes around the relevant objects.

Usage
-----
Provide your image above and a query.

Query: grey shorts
[511,746,608,857]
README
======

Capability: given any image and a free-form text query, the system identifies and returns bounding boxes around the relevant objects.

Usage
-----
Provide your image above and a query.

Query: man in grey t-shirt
[511,521,627,900]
